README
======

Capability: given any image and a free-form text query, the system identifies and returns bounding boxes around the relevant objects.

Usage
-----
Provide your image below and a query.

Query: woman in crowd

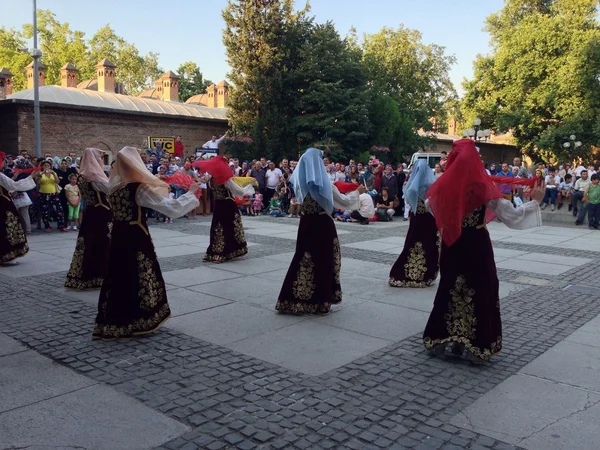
[389,159,439,287]
[276,148,365,315]
[0,153,37,265]
[193,156,253,263]
[93,147,200,340]
[65,148,113,291]
[36,160,68,233]
[423,139,544,364]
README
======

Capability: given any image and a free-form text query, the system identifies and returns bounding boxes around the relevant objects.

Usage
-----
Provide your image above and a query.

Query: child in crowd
[557,173,573,210]
[253,193,263,215]
[277,174,292,214]
[584,174,600,230]
[288,196,300,217]
[269,192,285,217]
[64,174,80,231]
[238,194,253,215]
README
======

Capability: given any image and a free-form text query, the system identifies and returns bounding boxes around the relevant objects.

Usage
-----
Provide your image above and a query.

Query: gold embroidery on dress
[137,252,165,310]
[416,198,427,214]
[444,275,477,339]
[211,181,232,200]
[110,186,134,222]
[292,252,315,301]
[333,237,341,284]
[5,211,26,246]
[462,206,485,228]
[301,195,324,215]
[404,241,427,282]
[233,212,246,244]
[211,223,225,253]
[93,303,171,340]
[65,236,103,290]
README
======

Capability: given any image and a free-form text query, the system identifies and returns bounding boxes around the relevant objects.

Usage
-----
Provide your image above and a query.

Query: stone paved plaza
[0,214,599,450]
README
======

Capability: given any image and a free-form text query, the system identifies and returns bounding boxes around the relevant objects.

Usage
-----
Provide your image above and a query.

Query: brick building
[0,59,230,159]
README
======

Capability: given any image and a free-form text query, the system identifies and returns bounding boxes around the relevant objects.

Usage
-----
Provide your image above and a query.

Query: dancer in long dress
[276,148,365,315]
[423,139,544,363]
[389,159,439,287]
[192,156,254,263]
[65,148,113,290]
[0,153,36,265]
[93,147,200,340]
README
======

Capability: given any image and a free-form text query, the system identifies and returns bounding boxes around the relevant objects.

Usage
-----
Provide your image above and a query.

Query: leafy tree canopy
[462,0,600,163]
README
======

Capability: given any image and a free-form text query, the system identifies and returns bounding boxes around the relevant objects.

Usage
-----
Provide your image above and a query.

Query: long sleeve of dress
[91,181,110,194]
[136,184,199,219]
[224,178,255,197]
[487,198,542,229]
[332,186,360,210]
[0,174,35,192]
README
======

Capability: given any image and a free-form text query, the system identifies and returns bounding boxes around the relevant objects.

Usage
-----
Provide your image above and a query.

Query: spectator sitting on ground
[269,192,285,217]
[558,173,573,210]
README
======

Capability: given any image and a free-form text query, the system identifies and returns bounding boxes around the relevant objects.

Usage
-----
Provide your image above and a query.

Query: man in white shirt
[541,167,561,211]
[202,134,227,149]
[572,169,591,219]
[264,161,282,205]
[350,193,375,225]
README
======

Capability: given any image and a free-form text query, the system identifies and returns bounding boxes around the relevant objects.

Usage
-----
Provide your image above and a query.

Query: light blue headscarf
[290,148,333,213]
[403,159,435,212]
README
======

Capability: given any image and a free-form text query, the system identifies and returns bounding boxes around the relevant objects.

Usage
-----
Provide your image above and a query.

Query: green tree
[462,0,600,162]
[0,27,30,91]
[295,22,370,157]
[88,25,163,94]
[22,10,93,85]
[222,0,311,161]
[362,25,456,132]
[177,61,212,102]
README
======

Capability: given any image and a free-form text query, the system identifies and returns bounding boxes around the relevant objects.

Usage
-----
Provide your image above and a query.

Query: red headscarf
[334,181,360,194]
[427,139,503,246]
[0,152,5,169]
[191,155,233,185]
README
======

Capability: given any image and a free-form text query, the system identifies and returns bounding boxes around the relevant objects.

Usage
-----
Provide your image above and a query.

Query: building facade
[0,59,229,158]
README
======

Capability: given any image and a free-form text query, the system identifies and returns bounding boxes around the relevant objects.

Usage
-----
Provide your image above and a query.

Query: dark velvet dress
[203,180,248,263]
[276,194,342,314]
[93,183,170,340]
[389,199,440,287]
[65,179,113,290]
[0,186,28,264]
[423,205,502,361]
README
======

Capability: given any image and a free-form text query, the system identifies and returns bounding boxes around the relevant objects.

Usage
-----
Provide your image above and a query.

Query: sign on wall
[147,137,175,154]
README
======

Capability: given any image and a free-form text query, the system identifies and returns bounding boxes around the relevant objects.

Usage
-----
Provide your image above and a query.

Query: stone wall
[0,101,229,158]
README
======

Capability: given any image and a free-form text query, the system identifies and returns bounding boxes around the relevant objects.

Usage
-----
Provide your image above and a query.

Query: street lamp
[462,117,491,142]
[18,0,42,158]
[562,135,582,153]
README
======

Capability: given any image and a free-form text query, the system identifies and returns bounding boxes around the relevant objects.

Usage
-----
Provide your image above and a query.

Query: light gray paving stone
[166,288,233,317]
[520,340,600,392]
[0,383,189,450]
[162,266,244,287]
[0,333,27,357]
[450,374,600,447]
[229,320,390,376]
[0,351,97,413]
[165,302,306,345]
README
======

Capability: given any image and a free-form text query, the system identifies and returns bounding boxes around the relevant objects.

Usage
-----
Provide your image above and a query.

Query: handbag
[12,192,32,208]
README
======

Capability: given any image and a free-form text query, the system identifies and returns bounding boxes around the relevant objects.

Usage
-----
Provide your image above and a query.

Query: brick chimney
[160,70,180,102]
[26,61,46,89]
[0,68,14,100]
[205,83,217,108]
[96,58,116,93]
[60,63,78,88]
[217,80,230,108]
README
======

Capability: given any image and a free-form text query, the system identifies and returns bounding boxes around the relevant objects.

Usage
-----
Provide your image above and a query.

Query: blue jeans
[542,188,558,205]
[588,202,600,228]
[270,210,285,217]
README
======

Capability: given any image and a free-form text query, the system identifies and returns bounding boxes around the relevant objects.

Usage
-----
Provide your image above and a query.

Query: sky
[2,0,505,94]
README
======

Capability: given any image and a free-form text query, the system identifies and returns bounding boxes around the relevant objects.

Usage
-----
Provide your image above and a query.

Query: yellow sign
[147,137,175,154]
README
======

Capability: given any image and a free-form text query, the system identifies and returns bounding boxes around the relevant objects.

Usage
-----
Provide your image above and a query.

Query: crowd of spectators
[3,140,599,233]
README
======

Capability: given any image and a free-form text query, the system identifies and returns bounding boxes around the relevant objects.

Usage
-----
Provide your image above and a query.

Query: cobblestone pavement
[0,215,599,450]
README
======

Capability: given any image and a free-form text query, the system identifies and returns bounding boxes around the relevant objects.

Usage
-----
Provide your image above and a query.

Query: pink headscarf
[79,148,109,183]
